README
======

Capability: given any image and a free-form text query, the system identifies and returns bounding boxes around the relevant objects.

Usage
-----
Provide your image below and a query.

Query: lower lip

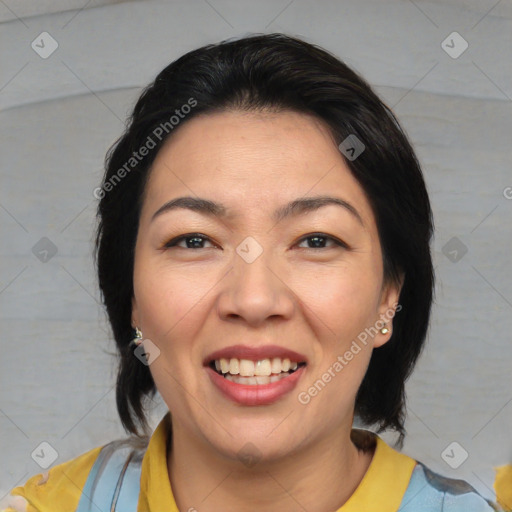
[205,365,306,406]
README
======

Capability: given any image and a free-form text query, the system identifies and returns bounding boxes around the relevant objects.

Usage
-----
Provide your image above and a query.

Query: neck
[167,421,375,512]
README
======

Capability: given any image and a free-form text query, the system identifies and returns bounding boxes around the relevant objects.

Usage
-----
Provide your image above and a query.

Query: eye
[296,233,349,250]
[164,233,216,250]
[163,232,348,251]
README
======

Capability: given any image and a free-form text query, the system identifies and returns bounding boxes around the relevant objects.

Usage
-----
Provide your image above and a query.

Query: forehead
[142,110,375,226]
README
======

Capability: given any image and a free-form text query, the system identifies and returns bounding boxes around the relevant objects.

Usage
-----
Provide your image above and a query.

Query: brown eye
[296,233,348,250]
[164,233,215,249]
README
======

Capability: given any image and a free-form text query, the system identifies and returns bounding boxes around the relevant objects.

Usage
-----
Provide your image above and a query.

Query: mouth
[208,357,307,386]
[203,345,308,406]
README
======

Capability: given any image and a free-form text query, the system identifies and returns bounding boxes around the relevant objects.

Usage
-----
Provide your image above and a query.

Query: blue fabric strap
[398,462,498,511]
[75,440,143,512]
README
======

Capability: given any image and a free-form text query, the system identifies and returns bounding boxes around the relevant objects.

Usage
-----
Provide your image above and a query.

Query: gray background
[1,0,511,505]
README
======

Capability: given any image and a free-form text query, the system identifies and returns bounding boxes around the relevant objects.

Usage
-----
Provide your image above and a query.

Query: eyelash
[163,232,349,251]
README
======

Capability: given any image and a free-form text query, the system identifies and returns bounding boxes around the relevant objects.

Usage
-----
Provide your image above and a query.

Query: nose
[216,248,295,327]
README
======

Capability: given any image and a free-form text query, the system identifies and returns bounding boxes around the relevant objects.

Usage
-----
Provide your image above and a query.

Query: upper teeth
[214,357,299,377]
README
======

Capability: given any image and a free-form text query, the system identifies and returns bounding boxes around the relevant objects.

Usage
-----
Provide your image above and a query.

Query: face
[132,109,401,462]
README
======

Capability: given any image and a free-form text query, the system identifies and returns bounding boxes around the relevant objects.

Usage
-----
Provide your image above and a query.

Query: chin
[199,420,304,466]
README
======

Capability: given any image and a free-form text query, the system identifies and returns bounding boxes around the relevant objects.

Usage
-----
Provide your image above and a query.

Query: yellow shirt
[138,415,416,512]
[2,413,505,511]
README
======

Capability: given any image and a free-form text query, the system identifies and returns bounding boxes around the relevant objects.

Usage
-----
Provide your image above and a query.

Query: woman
[3,33,506,512]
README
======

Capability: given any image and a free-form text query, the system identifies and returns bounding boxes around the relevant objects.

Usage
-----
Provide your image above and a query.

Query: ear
[373,273,404,348]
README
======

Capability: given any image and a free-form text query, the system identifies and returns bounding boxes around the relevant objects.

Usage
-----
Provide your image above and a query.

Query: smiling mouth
[208,357,307,386]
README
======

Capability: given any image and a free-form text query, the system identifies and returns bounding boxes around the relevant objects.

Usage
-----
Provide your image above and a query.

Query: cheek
[133,258,212,341]
[301,264,382,411]
[292,262,382,341]
[132,261,212,414]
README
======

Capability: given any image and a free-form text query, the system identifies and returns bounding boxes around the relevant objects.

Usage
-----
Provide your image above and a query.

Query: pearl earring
[131,327,143,347]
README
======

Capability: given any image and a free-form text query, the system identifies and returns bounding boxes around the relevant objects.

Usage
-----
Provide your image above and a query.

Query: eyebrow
[151,195,364,225]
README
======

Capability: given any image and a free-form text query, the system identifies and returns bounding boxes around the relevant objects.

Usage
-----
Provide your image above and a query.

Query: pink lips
[203,344,308,406]
[206,364,306,406]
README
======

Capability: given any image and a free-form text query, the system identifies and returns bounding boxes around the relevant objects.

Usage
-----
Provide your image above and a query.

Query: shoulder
[1,437,148,512]
[1,444,103,512]
[399,461,502,511]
